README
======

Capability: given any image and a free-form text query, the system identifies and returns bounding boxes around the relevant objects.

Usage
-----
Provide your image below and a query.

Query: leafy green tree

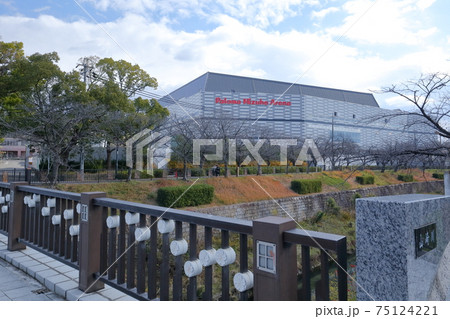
[94,58,157,97]
[1,43,168,183]
[0,46,107,184]
[102,97,169,177]
[87,57,167,171]
[0,40,25,137]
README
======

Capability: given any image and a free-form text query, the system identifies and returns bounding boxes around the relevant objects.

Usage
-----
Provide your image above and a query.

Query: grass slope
[57,168,441,209]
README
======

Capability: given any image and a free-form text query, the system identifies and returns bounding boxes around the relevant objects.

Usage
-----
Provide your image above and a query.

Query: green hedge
[432,172,444,179]
[356,175,375,185]
[157,184,214,208]
[153,169,163,178]
[397,174,414,182]
[291,179,322,194]
[190,168,206,177]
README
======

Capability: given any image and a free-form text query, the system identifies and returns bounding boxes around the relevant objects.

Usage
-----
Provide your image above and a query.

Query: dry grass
[203,175,299,205]
[56,169,443,208]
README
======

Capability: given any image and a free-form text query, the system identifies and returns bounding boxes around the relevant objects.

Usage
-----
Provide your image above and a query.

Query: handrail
[17,185,81,201]
[93,197,253,234]
[283,228,346,251]
[0,182,10,188]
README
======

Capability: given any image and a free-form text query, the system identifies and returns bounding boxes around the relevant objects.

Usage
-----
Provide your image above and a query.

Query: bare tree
[204,116,248,177]
[168,117,209,180]
[381,73,450,140]
[316,136,358,170]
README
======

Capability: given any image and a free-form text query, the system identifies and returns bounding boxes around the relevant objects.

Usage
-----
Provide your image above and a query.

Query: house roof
[162,72,379,107]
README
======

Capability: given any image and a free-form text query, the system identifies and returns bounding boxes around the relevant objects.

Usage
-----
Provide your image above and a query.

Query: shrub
[351,192,362,209]
[153,169,164,178]
[432,172,444,179]
[291,179,322,194]
[288,166,297,173]
[139,171,153,179]
[325,197,340,215]
[355,175,375,185]
[313,211,325,223]
[157,184,214,208]
[397,174,414,182]
[190,168,206,177]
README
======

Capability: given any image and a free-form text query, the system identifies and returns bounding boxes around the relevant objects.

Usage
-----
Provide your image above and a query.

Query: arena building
[161,72,434,148]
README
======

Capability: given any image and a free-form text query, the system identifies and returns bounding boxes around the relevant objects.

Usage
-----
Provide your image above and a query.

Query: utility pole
[77,58,91,182]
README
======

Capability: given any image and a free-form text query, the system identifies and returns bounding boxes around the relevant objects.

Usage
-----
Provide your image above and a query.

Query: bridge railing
[0,181,347,301]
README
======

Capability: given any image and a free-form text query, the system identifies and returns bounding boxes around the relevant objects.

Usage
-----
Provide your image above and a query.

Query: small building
[0,138,26,159]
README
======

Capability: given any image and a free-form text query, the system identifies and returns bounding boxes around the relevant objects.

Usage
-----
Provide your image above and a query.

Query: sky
[1,0,450,110]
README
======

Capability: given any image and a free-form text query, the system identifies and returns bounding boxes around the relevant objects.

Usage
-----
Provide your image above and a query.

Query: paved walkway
[0,233,137,301]
[0,257,64,301]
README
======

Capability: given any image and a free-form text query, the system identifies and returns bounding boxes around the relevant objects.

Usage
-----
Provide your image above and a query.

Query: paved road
[0,257,64,301]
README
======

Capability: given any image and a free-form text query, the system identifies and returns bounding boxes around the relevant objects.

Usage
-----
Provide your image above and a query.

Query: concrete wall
[196,181,444,222]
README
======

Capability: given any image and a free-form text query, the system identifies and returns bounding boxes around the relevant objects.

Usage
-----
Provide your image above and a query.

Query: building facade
[161,72,433,148]
[0,138,26,159]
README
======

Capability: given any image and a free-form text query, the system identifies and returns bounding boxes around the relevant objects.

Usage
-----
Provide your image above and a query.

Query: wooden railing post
[252,216,297,300]
[7,182,27,251]
[78,192,106,292]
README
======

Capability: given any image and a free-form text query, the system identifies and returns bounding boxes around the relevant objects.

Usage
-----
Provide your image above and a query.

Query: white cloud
[34,6,51,13]
[327,0,438,45]
[0,0,449,110]
[311,6,339,19]
[416,0,436,10]
[79,0,320,28]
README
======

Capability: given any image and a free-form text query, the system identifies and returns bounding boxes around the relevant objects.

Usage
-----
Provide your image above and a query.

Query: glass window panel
[259,244,266,256]
[267,258,274,270]
[267,246,274,258]
[259,256,266,268]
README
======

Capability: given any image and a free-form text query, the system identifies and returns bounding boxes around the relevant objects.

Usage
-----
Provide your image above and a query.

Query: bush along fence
[0,181,347,301]
[1,166,323,184]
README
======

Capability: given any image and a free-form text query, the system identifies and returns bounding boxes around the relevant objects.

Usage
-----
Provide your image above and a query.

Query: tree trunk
[127,167,132,182]
[80,147,85,182]
[51,161,60,186]
[183,160,188,180]
[115,145,119,179]
[225,163,229,178]
[106,141,113,170]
